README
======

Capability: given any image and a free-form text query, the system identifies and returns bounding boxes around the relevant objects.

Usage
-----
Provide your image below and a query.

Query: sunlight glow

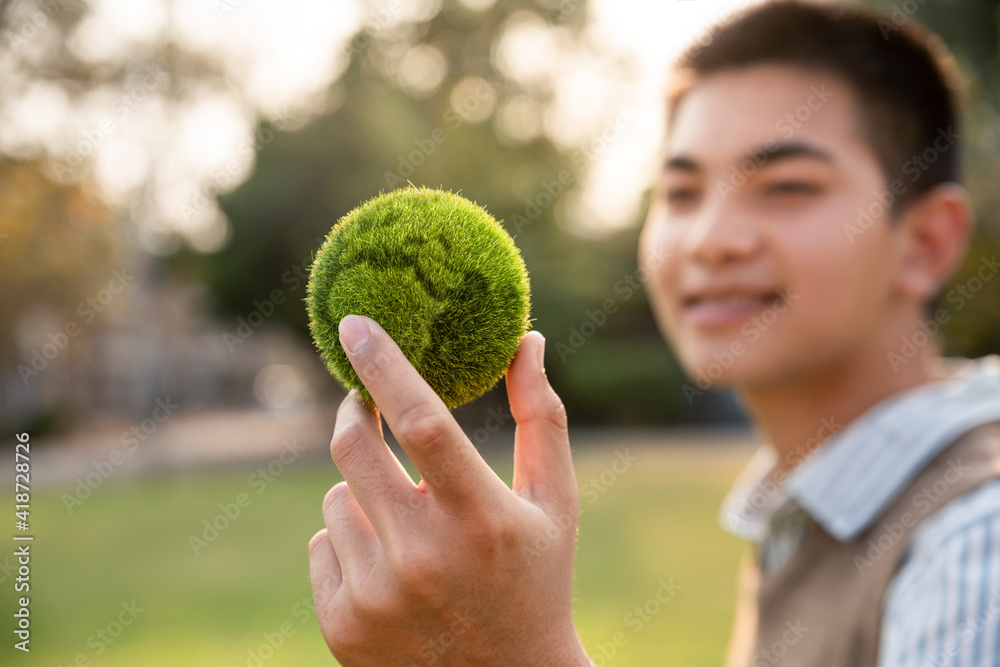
[1,0,766,247]
[564,0,766,235]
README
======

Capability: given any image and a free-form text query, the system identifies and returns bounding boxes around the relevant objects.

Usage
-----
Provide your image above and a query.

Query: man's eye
[765,181,821,196]
[665,188,699,205]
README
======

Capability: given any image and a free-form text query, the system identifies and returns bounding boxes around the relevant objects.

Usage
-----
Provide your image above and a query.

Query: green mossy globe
[306,186,532,409]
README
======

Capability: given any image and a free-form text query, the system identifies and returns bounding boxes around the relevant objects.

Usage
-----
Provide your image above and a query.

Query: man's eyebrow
[760,142,835,166]
[663,141,835,174]
[663,155,700,173]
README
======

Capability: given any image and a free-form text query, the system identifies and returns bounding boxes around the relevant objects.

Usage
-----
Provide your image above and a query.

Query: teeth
[697,294,767,306]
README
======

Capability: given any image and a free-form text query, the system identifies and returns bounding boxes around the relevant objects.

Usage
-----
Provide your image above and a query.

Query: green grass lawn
[2,438,750,666]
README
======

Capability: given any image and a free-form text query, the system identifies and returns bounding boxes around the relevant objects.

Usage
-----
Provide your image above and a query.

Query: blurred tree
[0,159,115,358]
[172,0,718,426]
[0,158,116,432]
[4,0,996,430]
[185,0,1000,423]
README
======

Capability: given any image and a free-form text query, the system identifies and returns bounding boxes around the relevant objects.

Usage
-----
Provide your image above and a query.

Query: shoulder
[907,478,1000,563]
[878,480,1000,666]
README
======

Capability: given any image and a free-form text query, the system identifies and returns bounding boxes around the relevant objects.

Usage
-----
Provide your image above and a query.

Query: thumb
[507,331,577,512]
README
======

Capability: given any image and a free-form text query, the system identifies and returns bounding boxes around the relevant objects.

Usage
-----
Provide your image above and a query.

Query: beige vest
[724,420,1000,667]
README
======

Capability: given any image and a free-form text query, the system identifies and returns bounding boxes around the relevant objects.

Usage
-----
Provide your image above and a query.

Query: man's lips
[681,289,783,327]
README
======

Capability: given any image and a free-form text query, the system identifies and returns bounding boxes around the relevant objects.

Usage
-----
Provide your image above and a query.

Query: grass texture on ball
[306,186,531,410]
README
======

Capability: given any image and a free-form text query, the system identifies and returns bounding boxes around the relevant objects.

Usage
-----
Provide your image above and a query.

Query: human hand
[308,315,592,666]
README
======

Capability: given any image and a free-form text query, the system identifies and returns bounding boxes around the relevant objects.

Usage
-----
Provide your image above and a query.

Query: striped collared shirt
[718,355,1000,666]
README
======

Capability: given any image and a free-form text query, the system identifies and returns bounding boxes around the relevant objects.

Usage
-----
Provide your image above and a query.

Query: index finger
[338,314,505,503]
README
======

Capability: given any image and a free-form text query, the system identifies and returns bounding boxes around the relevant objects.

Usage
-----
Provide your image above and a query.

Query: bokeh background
[0,0,998,665]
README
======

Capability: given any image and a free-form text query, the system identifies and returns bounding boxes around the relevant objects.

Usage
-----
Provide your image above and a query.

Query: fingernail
[536,333,546,373]
[339,315,370,353]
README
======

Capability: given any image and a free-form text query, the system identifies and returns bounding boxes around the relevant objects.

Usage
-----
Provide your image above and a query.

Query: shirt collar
[719,355,1000,543]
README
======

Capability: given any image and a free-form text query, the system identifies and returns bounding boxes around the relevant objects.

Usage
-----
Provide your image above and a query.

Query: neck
[737,325,951,476]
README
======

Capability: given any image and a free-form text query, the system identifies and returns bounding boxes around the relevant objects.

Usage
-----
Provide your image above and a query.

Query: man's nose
[685,197,762,267]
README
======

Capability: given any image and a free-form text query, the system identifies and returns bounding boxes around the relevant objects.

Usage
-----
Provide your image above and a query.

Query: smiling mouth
[682,290,784,327]
[683,290,782,308]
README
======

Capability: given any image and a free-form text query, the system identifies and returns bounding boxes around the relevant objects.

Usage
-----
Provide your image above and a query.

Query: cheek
[639,215,682,304]
[782,219,891,341]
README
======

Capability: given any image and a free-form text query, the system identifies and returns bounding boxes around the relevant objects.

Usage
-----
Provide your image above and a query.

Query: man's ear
[891,182,973,302]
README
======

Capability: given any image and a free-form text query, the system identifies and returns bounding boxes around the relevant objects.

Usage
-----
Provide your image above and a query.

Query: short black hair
[667,0,967,214]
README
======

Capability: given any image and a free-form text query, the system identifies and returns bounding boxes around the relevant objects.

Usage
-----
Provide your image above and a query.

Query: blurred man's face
[640,64,905,388]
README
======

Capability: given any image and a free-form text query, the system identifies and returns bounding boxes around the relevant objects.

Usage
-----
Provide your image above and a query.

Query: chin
[672,333,796,392]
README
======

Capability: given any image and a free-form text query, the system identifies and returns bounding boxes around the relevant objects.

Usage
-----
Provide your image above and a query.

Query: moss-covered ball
[306,186,531,409]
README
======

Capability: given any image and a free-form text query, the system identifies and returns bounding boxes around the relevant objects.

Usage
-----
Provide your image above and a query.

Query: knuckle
[463,508,521,563]
[470,508,508,540]
[390,545,448,607]
[389,490,425,523]
[322,481,352,513]
[358,343,400,379]
[396,402,450,453]
[322,607,365,656]
[349,586,407,624]
[544,390,569,433]
[393,544,443,584]
[330,424,367,468]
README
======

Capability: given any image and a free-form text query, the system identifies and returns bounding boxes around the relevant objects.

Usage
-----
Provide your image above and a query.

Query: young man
[307,1,1000,665]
